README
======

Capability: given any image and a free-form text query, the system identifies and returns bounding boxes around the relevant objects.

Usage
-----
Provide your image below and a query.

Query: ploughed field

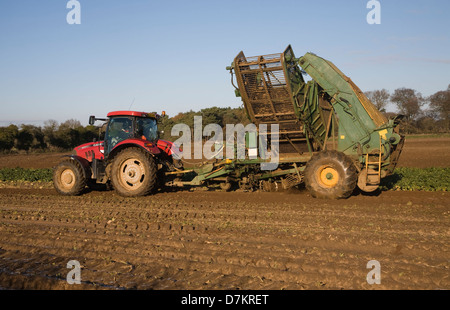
[0,137,448,290]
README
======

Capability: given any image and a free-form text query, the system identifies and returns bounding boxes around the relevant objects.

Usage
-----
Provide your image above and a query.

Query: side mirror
[89,115,96,126]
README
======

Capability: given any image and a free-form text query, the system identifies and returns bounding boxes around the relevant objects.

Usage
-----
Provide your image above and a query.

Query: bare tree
[365,89,390,112]
[428,85,450,130]
[390,88,424,121]
[60,119,82,130]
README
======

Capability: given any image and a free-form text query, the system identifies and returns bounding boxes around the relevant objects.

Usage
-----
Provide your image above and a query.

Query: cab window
[136,118,158,141]
[106,117,133,153]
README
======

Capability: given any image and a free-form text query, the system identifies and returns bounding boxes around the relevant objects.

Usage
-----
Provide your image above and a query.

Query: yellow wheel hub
[317,166,339,188]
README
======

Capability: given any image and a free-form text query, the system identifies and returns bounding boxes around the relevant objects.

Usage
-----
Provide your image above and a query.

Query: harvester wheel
[219,182,232,192]
[304,150,357,199]
[53,159,87,196]
[110,147,157,197]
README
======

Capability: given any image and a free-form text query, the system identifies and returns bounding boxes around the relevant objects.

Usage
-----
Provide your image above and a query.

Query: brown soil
[0,152,71,169]
[0,188,448,290]
[396,137,450,168]
[0,136,448,291]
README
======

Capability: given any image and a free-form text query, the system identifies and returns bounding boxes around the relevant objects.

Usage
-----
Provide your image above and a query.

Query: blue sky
[0,0,449,126]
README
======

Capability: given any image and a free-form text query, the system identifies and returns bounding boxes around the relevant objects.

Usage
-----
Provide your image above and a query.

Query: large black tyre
[304,150,357,199]
[110,147,158,197]
[53,159,87,196]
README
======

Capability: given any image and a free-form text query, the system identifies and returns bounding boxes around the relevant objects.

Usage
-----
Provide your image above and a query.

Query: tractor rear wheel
[304,150,357,199]
[53,159,87,196]
[110,147,157,197]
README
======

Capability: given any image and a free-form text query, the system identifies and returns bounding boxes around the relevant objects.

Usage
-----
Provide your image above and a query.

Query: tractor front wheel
[304,150,357,199]
[53,159,87,196]
[110,148,158,197]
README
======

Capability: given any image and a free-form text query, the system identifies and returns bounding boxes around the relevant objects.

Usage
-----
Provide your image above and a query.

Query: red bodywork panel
[114,138,161,156]
[107,111,156,118]
[156,139,177,156]
[74,139,176,162]
[74,141,105,162]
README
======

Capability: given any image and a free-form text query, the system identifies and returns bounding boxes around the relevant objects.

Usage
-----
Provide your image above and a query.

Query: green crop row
[381,167,450,192]
[0,168,53,182]
[0,167,448,192]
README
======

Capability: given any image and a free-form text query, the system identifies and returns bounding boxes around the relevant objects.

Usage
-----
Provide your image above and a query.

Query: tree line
[365,85,449,134]
[0,107,249,153]
[0,85,448,153]
[157,106,250,141]
[0,119,98,153]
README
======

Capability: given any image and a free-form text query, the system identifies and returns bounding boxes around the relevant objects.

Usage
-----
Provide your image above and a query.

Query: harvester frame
[166,45,404,198]
[219,45,404,198]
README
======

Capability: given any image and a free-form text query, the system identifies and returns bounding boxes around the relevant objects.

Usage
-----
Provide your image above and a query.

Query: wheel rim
[119,158,145,190]
[357,170,379,193]
[60,169,76,190]
[317,165,339,188]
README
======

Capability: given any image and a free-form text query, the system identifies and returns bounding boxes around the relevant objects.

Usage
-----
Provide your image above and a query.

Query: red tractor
[53,111,180,197]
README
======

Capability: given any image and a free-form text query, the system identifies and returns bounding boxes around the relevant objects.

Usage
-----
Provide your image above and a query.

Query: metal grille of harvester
[233,51,307,154]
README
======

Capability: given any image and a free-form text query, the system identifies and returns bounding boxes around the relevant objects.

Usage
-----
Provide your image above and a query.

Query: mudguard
[59,155,92,180]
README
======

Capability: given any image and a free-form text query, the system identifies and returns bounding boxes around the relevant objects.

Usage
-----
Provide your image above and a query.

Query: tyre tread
[304,150,357,199]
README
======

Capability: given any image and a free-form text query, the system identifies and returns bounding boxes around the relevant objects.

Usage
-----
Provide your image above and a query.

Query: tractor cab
[102,111,159,156]
[83,111,165,159]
